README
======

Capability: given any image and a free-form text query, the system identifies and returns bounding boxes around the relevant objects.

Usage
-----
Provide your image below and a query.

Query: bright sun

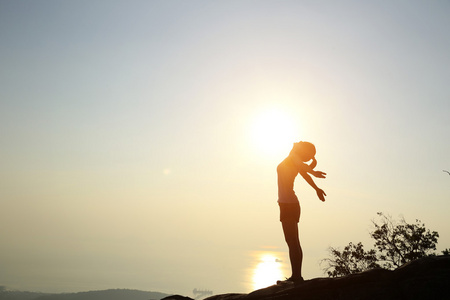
[250,108,299,159]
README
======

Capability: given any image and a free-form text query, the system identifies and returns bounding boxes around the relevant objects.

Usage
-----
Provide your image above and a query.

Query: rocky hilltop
[164,255,450,300]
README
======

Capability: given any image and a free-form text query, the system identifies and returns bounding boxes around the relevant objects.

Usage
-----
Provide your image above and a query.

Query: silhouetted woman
[277,141,326,284]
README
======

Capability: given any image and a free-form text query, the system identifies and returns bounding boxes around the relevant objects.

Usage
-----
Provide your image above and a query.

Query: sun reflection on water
[252,253,285,290]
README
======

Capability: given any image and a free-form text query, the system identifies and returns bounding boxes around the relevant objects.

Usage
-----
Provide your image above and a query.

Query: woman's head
[292,141,316,162]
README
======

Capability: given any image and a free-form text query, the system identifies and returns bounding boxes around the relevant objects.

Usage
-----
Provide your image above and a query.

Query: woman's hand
[312,170,327,178]
[316,188,327,202]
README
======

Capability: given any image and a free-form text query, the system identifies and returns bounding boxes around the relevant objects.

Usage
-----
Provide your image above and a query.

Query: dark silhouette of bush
[321,242,380,277]
[322,212,442,277]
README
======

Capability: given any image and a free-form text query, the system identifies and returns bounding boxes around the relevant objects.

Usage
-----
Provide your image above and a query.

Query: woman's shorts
[279,202,300,223]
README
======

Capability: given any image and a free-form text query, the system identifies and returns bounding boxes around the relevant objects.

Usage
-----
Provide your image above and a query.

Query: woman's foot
[276,276,304,285]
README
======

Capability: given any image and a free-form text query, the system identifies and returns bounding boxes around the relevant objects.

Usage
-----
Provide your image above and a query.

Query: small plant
[322,212,441,277]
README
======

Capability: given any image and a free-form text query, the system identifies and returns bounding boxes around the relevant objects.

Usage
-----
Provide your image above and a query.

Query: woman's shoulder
[277,156,295,170]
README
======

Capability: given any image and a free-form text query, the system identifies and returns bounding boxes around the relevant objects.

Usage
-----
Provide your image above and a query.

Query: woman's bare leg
[282,221,303,280]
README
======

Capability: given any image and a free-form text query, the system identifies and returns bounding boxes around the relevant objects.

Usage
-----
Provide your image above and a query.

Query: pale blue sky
[1,0,449,296]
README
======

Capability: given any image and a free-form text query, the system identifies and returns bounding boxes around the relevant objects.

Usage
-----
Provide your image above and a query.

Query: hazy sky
[1,0,449,296]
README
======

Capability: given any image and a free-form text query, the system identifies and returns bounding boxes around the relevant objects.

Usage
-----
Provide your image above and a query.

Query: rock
[163,255,450,300]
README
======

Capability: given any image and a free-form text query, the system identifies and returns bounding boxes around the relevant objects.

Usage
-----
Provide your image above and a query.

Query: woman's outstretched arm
[298,170,327,202]
[290,153,327,178]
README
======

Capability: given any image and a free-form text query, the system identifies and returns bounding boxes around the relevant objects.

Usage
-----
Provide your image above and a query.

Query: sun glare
[252,254,284,290]
[249,108,299,159]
